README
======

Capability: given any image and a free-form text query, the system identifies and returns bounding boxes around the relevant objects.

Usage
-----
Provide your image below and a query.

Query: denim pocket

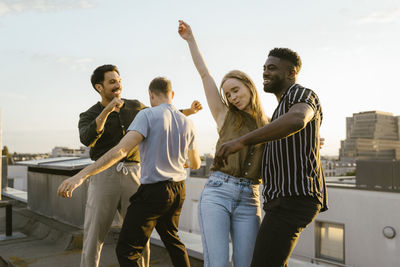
[205,179,223,187]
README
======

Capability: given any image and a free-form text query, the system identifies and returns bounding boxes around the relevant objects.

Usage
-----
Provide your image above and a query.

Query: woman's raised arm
[178,20,227,126]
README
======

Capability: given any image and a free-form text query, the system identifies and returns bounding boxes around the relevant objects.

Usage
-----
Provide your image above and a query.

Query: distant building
[321,156,356,177]
[339,111,400,163]
[51,146,89,158]
[12,153,50,162]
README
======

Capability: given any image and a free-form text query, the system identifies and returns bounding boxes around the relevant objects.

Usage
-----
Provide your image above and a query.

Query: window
[315,221,345,263]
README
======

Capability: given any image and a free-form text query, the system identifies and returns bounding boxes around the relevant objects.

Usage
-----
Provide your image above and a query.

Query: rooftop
[0,196,203,267]
[2,156,397,267]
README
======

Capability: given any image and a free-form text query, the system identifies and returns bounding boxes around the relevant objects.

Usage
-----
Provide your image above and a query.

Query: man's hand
[96,98,124,133]
[57,175,86,198]
[181,100,203,116]
[190,100,202,114]
[178,20,193,41]
[214,139,245,167]
[105,97,124,113]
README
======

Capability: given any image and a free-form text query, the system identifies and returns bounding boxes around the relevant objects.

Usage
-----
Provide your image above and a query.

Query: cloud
[56,55,94,71]
[356,8,400,24]
[0,0,94,17]
[75,57,93,63]
[0,92,28,100]
[32,53,94,72]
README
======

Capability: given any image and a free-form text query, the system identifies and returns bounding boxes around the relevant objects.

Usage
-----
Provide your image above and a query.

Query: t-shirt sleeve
[288,87,318,112]
[128,109,149,138]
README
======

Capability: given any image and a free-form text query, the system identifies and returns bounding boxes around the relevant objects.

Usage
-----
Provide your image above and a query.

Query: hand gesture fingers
[215,140,245,167]
[106,98,124,112]
[191,100,202,113]
[178,20,192,40]
[112,98,124,108]
[57,181,74,198]
[57,176,83,198]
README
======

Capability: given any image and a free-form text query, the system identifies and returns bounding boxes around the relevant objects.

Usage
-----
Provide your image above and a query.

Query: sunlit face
[222,78,252,113]
[263,56,290,94]
[97,71,122,101]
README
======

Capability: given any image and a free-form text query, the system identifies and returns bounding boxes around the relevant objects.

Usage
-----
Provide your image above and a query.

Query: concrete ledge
[2,187,27,203]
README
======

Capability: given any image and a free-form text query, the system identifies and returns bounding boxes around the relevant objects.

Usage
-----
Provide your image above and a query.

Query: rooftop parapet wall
[356,159,400,192]
[295,186,400,267]
[17,157,93,228]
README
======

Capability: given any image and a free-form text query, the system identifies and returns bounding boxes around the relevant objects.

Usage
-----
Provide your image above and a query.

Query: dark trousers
[250,196,321,267]
[116,180,190,267]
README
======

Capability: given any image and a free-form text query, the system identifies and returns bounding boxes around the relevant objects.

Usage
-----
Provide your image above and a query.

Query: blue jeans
[198,171,261,267]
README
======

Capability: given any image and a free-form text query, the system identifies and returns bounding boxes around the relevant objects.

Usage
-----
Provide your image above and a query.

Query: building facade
[339,111,400,163]
[51,146,90,158]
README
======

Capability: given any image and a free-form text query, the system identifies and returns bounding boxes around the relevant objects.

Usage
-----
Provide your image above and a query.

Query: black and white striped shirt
[262,84,328,211]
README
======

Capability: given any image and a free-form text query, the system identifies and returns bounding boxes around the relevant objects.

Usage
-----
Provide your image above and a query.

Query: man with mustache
[216,48,328,267]
[75,65,201,267]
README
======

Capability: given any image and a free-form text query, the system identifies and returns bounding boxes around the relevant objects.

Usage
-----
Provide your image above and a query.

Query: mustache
[112,88,121,92]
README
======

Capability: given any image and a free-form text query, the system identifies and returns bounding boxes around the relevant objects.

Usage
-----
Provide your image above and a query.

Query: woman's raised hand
[178,20,193,40]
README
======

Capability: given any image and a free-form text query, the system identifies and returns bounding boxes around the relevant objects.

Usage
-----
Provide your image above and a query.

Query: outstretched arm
[178,20,227,127]
[57,130,144,198]
[180,100,203,116]
[214,103,315,166]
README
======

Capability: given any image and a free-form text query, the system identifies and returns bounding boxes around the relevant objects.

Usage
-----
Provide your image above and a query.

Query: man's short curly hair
[90,64,120,92]
[268,48,302,74]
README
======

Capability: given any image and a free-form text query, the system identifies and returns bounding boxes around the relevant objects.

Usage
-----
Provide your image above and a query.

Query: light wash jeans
[198,171,261,267]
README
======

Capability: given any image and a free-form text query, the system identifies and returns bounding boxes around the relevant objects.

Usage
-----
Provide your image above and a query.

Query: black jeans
[116,180,190,267]
[250,196,321,267]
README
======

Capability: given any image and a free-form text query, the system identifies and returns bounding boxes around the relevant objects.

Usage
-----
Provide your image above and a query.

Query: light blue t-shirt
[128,103,197,184]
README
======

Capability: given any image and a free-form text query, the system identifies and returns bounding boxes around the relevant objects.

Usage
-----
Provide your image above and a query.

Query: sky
[0,0,399,156]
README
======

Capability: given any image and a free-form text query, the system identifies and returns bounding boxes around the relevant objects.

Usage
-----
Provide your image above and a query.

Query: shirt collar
[278,83,297,104]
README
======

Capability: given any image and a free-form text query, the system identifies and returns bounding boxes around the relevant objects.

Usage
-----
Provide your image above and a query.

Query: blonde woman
[179,20,268,267]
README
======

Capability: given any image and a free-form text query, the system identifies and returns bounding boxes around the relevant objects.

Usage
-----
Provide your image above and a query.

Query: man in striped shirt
[216,48,327,267]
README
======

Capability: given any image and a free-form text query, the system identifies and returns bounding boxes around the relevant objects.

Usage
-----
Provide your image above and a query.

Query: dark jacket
[79,99,147,161]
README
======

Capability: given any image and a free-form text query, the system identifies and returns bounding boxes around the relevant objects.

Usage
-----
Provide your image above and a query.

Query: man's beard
[263,78,284,94]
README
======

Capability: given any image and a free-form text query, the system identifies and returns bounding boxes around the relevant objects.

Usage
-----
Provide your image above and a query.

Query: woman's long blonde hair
[220,70,268,129]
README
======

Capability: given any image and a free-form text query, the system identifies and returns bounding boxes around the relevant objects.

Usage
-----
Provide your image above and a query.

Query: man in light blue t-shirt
[57,77,201,267]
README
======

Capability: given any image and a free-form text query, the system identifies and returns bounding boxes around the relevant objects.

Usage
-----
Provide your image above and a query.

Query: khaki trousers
[81,162,150,267]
